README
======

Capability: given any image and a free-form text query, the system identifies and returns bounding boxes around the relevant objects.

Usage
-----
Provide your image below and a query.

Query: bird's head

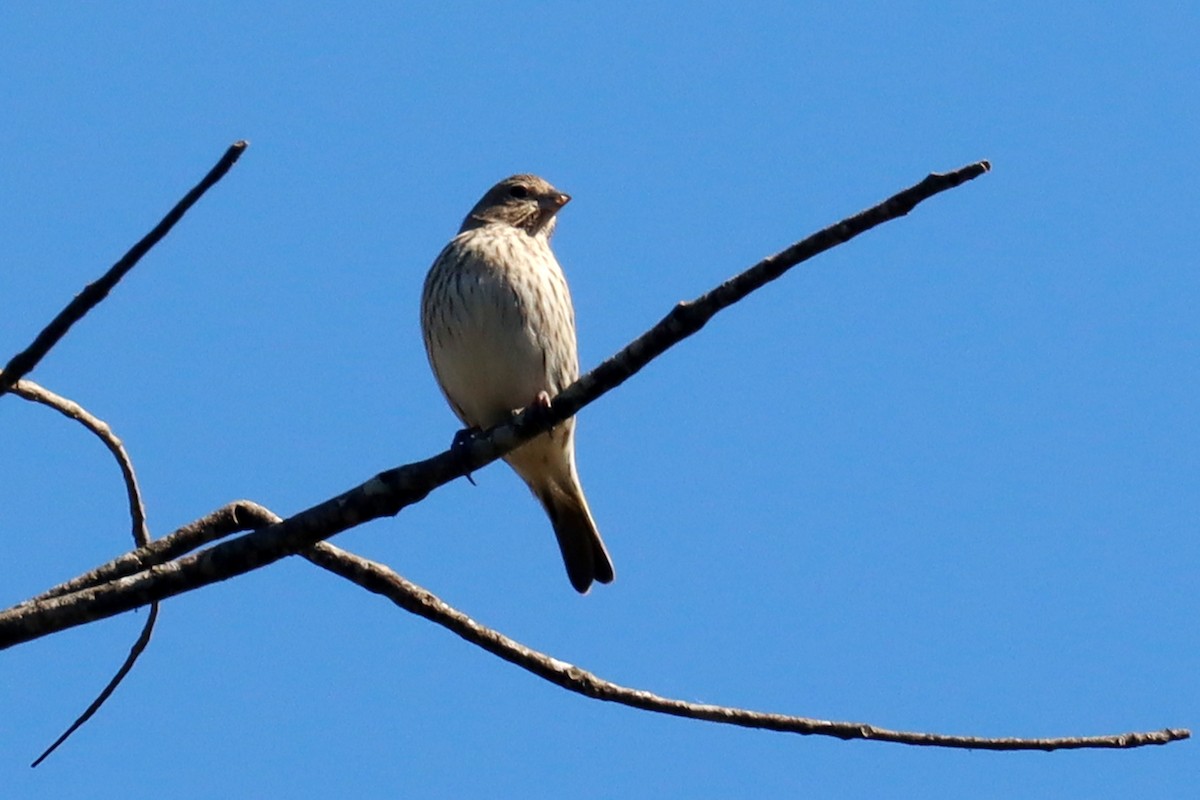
[461,174,571,237]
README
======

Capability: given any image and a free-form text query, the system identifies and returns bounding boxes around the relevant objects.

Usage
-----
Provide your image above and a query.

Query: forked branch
[11,156,1177,753]
[0,160,995,646]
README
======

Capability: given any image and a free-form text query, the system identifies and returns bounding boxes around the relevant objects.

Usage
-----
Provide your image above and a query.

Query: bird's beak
[542,192,571,210]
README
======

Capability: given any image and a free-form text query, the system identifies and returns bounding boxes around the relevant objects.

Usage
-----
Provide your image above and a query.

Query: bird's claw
[517,391,555,430]
[451,426,482,486]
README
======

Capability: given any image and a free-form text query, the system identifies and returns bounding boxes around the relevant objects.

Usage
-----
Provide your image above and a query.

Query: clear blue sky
[1,3,1196,797]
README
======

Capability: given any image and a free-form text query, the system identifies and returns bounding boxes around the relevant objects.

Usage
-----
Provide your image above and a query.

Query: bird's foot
[515,391,555,431]
[450,426,483,486]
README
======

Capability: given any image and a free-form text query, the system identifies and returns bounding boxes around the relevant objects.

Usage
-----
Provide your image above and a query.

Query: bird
[420,174,615,593]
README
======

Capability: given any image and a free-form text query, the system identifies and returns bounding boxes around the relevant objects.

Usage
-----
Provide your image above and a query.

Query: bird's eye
[508,185,530,199]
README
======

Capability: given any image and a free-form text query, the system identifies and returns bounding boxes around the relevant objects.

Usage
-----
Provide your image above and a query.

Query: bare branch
[1,143,254,755]
[6,377,149,546]
[40,494,1179,752]
[0,162,991,647]
[20,500,277,606]
[15,499,277,763]
[303,542,1187,751]
[0,141,248,398]
[5,377,158,765]
[3,158,1186,754]
[28,603,159,768]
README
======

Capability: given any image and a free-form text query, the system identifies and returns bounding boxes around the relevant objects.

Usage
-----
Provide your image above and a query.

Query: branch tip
[0,141,249,397]
[303,543,1186,752]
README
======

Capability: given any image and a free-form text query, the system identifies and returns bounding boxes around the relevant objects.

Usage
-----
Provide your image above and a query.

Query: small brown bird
[420,174,615,593]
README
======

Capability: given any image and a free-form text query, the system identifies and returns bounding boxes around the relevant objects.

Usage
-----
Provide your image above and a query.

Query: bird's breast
[421,226,579,429]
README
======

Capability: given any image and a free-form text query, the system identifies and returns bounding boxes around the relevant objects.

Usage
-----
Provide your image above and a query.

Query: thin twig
[6,377,149,546]
[16,500,268,763]
[29,603,159,768]
[21,497,276,765]
[0,162,991,645]
[0,141,248,398]
[5,376,158,766]
[303,542,1187,751]
[27,502,281,766]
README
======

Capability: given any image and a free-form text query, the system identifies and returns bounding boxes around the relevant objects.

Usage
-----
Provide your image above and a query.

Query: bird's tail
[536,480,615,594]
